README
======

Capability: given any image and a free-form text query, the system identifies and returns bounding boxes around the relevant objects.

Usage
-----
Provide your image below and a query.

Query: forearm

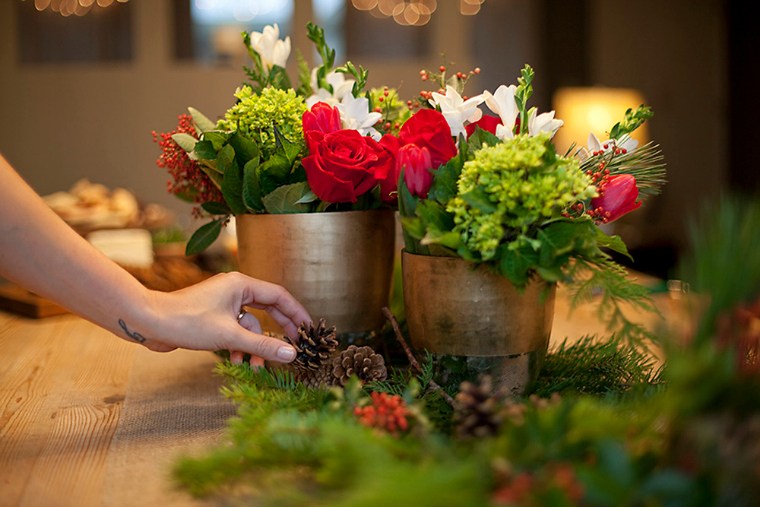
[0,155,153,337]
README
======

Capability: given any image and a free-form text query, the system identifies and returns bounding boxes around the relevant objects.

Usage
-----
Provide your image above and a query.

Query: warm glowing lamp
[552,87,649,155]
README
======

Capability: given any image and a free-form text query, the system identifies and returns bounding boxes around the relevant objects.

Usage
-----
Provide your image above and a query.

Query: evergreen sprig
[580,141,667,199]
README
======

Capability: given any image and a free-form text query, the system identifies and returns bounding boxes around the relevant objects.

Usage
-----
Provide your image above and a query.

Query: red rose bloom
[378,134,401,203]
[302,102,342,134]
[303,129,394,204]
[399,109,457,169]
[465,114,502,138]
[591,174,642,223]
[399,144,434,198]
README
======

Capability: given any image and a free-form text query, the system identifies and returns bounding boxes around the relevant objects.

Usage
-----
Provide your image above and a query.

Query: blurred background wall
[0,0,753,279]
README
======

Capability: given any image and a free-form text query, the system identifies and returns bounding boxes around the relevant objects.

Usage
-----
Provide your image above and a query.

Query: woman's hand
[132,272,311,367]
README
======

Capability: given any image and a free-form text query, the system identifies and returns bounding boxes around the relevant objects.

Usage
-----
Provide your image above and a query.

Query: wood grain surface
[0,278,674,506]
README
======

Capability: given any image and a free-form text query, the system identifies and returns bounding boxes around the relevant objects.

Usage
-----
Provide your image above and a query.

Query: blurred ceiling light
[28,0,128,16]
[354,0,475,27]
[552,87,649,156]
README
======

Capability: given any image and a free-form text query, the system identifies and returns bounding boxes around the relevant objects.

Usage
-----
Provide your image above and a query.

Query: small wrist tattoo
[118,319,147,344]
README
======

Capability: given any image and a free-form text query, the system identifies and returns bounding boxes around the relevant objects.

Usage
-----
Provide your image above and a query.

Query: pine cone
[285,319,339,371]
[331,345,387,386]
[454,375,506,439]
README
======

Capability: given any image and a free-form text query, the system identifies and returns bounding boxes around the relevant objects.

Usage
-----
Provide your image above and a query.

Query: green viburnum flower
[217,86,307,159]
[448,133,597,260]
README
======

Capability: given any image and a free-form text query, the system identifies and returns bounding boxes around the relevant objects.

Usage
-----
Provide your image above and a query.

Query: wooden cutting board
[0,283,69,318]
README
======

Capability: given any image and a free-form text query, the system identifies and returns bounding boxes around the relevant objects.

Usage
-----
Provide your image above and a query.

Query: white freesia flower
[249,24,291,70]
[528,109,563,138]
[429,85,484,138]
[482,84,519,140]
[587,132,638,154]
[305,70,356,107]
[337,94,382,140]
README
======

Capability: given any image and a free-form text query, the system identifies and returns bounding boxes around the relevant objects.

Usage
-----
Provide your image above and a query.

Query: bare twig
[382,307,455,407]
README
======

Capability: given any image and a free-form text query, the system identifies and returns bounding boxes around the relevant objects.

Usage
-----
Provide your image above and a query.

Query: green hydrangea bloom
[447,133,597,260]
[217,86,307,159]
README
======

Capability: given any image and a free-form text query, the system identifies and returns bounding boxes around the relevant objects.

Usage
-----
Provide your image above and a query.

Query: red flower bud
[399,144,434,198]
[590,174,642,223]
[302,102,342,134]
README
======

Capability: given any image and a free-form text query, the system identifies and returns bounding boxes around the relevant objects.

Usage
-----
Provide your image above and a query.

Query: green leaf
[203,131,229,152]
[170,133,198,153]
[415,199,455,232]
[460,188,497,214]
[595,228,631,258]
[219,145,246,215]
[194,140,218,160]
[242,158,263,212]
[295,189,318,204]
[397,174,418,219]
[466,127,500,153]
[186,219,224,255]
[262,182,314,214]
[427,157,463,203]
[499,244,538,287]
[228,132,260,166]
[258,153,293,196]
[421,230,461,250]
[187,107,216,133]
[201,201,231,215]
[273,126,302,166]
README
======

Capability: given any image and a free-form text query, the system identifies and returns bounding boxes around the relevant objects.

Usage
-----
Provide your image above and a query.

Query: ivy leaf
[258,153,293,195]
[262,182,314,214]
[415,199,454,233]
[499,243,539,287]
[186,218,224,255]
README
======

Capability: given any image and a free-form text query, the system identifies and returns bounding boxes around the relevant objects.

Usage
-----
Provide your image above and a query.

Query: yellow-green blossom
[217,86,307,159]
[447,133,597,260]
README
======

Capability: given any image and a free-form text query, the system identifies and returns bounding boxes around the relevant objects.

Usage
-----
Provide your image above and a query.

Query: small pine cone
[288,364,334,389]
[331,345,387,386]
[285,319,339,371]
[454,375,506,439]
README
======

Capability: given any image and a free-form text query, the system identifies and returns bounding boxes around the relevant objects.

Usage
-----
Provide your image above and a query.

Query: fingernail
[276,345,296,362]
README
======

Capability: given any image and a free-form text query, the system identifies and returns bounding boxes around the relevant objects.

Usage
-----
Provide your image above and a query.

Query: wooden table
[0,281,672,507]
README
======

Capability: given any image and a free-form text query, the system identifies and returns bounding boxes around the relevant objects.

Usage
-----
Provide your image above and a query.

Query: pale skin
[0,154,310,366]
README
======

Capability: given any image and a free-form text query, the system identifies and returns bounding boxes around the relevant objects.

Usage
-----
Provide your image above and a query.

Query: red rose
[399,109,457,169]
[303,129,394,204]
[591,174,642,223]
[399,144,434,198]
[302,102,342,134]
[378,134,401,203]
[465,114,502,138]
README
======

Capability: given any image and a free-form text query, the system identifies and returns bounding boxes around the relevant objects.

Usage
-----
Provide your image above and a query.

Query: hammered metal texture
[237,210,395,334]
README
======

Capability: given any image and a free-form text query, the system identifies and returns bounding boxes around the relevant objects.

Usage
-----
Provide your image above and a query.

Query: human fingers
[237,311,266,368]
[240,278,311,334]
[227,311,297,363]
[230,350,245,364]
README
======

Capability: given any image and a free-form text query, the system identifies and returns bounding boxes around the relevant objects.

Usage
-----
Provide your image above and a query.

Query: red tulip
[590,174,641,223]
[302,102,342,134]
[399,144,434,198]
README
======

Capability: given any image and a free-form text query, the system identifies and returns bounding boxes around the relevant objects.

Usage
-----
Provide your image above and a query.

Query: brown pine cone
[454,375,506,439]
[331,345,387,386]
[285,319,339,371]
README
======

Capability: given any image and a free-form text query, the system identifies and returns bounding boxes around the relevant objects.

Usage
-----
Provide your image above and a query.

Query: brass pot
[236,210,395,334]
[402,251,556,394]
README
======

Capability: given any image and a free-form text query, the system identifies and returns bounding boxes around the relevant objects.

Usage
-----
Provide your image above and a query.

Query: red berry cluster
[491,463,583,505]
[152,115,223,217]
[354,392,410,435]
[412,65,481,111]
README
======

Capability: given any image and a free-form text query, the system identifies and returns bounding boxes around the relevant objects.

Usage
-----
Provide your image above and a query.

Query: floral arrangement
[397,65,666,289]
[174,198,760,506]
[153,23,411,254]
